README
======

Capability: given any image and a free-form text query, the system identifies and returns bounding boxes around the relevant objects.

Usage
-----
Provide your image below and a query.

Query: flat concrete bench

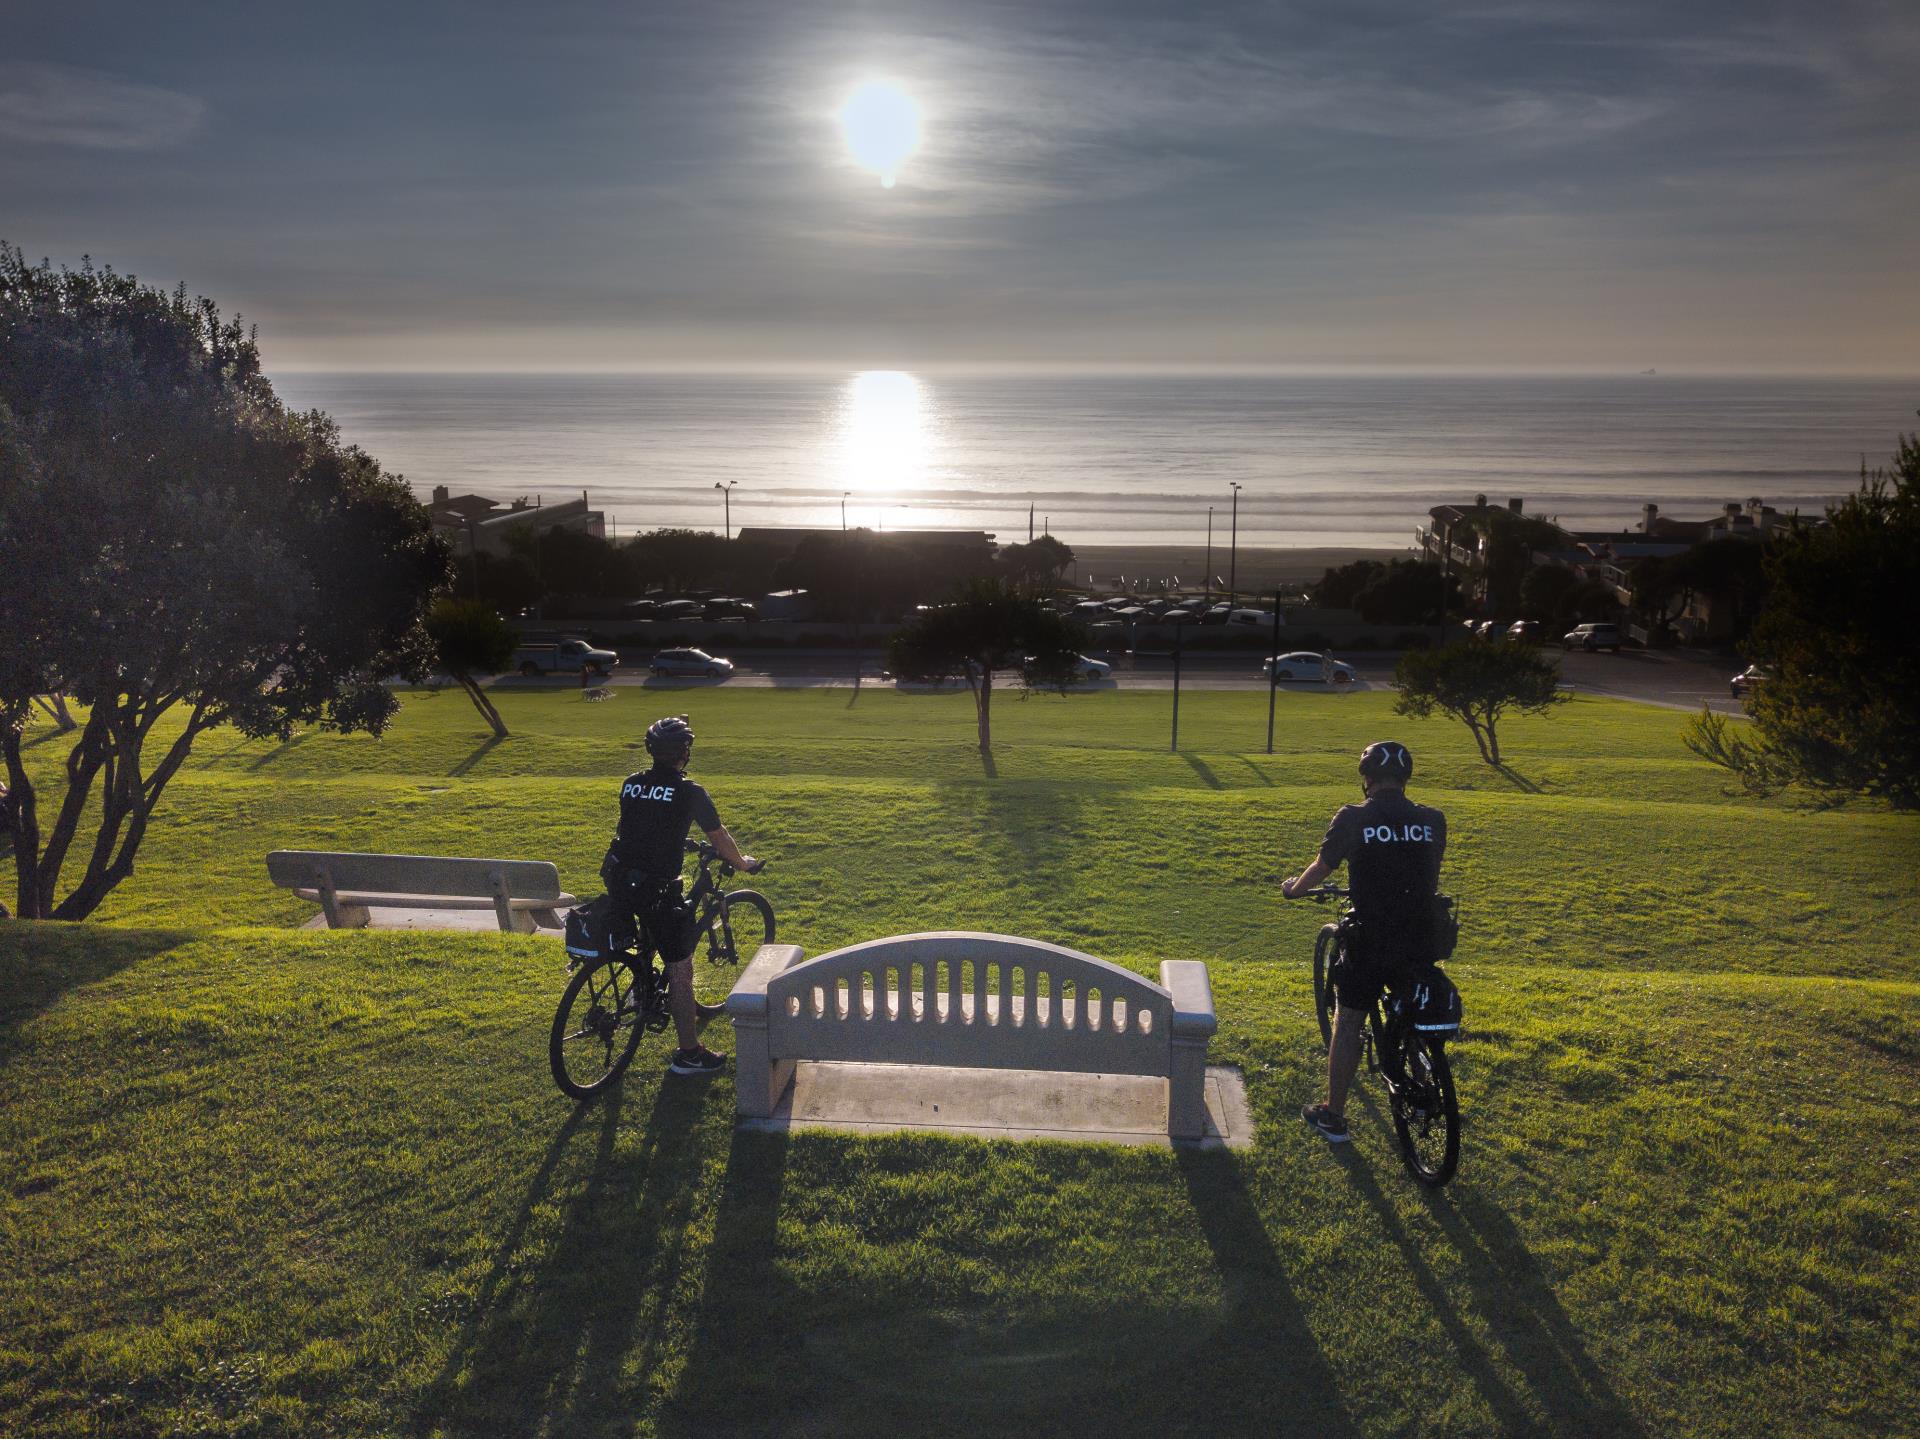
[265,850,578,933]
[727,931,1217,1140]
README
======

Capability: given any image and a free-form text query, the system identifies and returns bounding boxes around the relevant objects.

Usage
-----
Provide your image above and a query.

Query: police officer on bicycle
[604,714,762,1076]
[1281,740,1446,1143]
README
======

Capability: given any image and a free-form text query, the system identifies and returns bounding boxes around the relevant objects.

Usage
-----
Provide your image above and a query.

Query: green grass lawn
[2,687,1917,1437]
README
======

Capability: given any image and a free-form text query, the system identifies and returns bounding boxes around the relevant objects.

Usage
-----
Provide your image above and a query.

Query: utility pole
[714,480,736,540]
[842,491,850,531]
[1267,588,1283,755]
[1228,482,1243,612]
[1029,502,1034,542]
[1170,618,1183,753]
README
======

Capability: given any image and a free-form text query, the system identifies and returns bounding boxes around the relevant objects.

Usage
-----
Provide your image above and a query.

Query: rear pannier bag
[1392,964,1463,1036]
[563,894,635,964]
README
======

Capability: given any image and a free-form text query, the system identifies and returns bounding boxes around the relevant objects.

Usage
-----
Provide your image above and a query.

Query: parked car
[702,597,757,621]
[1226,608,1276,628]
[1504,620,1541,644]
[513,638,619,677]
[1563,622,1623,653]
[652,599,703,620]
[1261,651,1357,685]
[1475,620,1499,639]
[1730,664,1770,699]
[649,647,734,678]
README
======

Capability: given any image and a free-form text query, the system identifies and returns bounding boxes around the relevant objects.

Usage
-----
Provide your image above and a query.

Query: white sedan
[649,647,734,678]
[1071,654,1113,682]
[1261,651,1357,685]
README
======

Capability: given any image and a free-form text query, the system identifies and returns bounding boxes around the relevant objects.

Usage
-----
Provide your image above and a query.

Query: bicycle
[1303,885,1461,1187]
[548,841,775,1100]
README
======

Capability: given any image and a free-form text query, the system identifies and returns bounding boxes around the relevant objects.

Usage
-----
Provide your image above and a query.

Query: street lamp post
[1228,482,1243,612]
[714,480,736,541]
[1205,506,1213,599]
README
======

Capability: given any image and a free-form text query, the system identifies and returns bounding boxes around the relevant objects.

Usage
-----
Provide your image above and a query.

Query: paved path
[492,646,1746,715]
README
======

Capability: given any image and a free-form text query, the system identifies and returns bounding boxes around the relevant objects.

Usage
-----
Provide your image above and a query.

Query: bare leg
[1328,1003,1365,1117]
[665,959,700,1050]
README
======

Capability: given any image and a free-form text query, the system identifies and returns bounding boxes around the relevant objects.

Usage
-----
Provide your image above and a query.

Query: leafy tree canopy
[887,580,1087,753]
[1395,636,1567,768]
[0,247,449,918]
[1686,428,1920,808]
[425,599,517,738]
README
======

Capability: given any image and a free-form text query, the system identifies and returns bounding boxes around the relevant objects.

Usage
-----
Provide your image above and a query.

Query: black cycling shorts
[601,856,699,964]
[1331,923,1422,1012]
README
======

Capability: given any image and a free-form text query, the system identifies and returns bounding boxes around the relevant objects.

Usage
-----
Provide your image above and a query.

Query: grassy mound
[2,687,1916,1436]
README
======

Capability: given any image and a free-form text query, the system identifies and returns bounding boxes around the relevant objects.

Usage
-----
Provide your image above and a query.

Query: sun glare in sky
[838,80,922,188]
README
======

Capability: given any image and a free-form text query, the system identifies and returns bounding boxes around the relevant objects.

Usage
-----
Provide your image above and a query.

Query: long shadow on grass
[1432,1189,1647,1438]
[1343,1094,1644,1437]
[417,1077,712,1436]
[0,926,190,1068]
[1490,762,1543,794]
[450,735,508,777]
[1180,752,1225,789]
[1177,1149,1364,1436]
[662,1135,1360,1439]
[1331,1122,1544,1435]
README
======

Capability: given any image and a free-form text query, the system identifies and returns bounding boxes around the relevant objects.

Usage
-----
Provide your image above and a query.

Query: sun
[838,80,922,188]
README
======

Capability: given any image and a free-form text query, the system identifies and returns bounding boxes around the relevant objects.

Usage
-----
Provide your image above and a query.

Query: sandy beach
[1063,543,1404,595]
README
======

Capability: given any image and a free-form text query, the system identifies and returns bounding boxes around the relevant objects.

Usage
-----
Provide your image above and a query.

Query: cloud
[0,61,206,150]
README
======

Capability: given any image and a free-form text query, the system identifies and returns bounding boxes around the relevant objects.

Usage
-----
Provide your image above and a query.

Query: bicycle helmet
[1358,740,1413,784]
[644,714,695,764]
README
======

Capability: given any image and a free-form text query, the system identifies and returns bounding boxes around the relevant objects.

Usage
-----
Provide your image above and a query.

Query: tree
[1395,637,1568,767]
[1314,558,1386,609]
[1519,564,1580,627]
[1685,430,1920,809]
[0,248,449,919]
[1354,559,1460,626]
[887,580,1087,753]
[426,599,517,737]
[999,535,1075,592]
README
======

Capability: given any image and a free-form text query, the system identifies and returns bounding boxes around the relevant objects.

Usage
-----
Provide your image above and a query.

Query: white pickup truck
[512,637,619,677]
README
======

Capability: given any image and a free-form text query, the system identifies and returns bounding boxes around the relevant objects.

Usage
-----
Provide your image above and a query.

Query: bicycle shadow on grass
[1342,1093,1646,1438]
[416,1075,719,1437]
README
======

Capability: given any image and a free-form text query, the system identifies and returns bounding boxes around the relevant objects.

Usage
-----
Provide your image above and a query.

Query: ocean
[273,371,1919,549]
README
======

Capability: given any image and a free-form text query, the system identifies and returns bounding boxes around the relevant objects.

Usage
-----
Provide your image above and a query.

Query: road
[496,646,1746,715]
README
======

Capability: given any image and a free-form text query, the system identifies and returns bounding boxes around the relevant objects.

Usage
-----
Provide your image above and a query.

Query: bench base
[295,894,576,934]
[736,1060,1252,1149]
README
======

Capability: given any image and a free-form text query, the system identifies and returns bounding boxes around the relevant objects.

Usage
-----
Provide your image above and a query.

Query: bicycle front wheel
[690,889,776,1012]
[1312,923,1341,1050]
[1391,1034,1460,1187]
[550,956,647,1100]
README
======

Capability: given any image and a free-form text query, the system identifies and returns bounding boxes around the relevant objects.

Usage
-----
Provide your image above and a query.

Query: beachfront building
[429,486,606,557]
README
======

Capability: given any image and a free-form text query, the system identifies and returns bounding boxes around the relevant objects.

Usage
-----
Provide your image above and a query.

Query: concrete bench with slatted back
[727,930,1218,1140]
[265,850,578,933]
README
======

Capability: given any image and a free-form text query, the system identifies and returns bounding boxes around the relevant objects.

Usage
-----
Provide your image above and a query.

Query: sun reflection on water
[833,371,935,507]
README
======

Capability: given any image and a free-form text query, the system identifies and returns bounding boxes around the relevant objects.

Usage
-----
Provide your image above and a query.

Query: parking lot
[493,644,1748,714]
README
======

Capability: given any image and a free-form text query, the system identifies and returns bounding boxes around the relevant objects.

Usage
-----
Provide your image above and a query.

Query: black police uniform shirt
[1316,789,1447,940]
[610,765,721,878]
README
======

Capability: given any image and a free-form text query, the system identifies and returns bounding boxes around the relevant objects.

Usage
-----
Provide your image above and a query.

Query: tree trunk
[32,693,77,732]
[456,671,509,738]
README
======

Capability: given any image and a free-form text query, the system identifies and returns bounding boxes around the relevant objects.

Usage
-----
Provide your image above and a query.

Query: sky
[3,0,1917,372]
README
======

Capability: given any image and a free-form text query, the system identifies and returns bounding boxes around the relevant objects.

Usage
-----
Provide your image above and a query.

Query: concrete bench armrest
[727,944,807,1019]
[1160,960,1217,1039]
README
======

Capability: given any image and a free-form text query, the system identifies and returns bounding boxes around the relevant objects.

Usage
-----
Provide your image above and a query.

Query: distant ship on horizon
[1641,368,1658,375]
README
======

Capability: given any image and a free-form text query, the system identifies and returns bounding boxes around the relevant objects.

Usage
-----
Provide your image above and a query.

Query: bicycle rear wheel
[1391,1034,1460,1187]
[692,889,775,1012]
[550,956,647,1100]
[1312,923,1341,1050]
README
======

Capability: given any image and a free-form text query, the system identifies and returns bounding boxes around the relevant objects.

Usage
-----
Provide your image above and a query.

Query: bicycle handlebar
[1294,885,1350,902]
[682,839,767,875]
